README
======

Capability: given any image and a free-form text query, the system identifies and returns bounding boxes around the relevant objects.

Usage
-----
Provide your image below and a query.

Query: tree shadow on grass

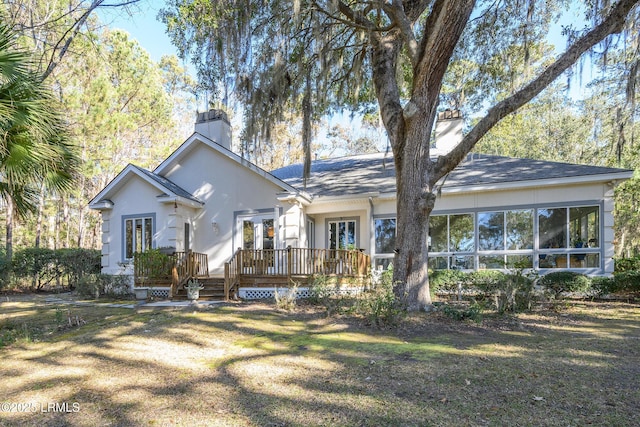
[1,299,639,426]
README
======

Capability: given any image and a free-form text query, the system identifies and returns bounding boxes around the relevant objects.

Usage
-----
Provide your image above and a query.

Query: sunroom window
[427,204,601,271]
[374,217,396,270]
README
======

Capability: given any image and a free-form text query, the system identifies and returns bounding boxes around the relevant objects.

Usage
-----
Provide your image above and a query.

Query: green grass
[1,296,639,426]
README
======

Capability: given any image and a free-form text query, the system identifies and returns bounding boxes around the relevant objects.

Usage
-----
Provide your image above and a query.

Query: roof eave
[441,171,634,194]
[157,195,205,209]
[276,191,313,205]
[88,199,114,211]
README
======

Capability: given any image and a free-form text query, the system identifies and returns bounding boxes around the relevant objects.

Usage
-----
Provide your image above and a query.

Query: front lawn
[1,295,639,426]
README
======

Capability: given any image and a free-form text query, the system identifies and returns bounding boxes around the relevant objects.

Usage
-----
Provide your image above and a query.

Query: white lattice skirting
[238,287,311,300]
[149,287,170,299]
[238,287,366,300]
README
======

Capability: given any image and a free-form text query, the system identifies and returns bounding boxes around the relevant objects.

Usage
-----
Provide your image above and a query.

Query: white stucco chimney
[434,109,463,155]
[194,109,232,151]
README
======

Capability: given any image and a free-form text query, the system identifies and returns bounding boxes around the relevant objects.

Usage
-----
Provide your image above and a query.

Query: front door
[240,216,275,250]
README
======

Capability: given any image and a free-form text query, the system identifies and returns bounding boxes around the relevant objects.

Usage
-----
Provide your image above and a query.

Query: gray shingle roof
[131,165,203,204]
[270,152,632,198]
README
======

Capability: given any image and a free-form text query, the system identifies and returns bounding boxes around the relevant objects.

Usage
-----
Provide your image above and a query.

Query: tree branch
[371,32,405,152]
[388,0,419,66]
[433,0,640,184]
[413,0,475,92]
[42,0,142,80]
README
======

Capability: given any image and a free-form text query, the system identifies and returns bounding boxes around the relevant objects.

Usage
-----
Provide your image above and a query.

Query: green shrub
[134,249,173,282]
[57,248,101,286]
[591,276,617,296]
[429,269,467,293]
[358,277,404,327]
[466,270,508,292]
[307,274,335,305]
[307,274,351,315]
[614,256,640,273]
[612,271,640,295]
[494,270,536,313]
[538,271,591,299]
[310,267,403,326]
[441,302,484,323]
[76,274,131,299]
[0,248,10,290]
[10,247,100,290]
[12,247,60,289]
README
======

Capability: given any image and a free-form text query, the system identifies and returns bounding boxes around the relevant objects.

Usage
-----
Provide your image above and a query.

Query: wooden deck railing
[134,251,208,289]
[173,251,209,281]
[224,248,241,301]
[224,248,370,299]
[135,248,370,301]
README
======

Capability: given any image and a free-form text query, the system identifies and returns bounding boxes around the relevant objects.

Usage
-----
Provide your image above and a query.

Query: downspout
[369,197,375,263]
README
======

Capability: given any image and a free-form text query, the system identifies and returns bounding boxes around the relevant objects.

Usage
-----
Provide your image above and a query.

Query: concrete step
[173,278,227,300]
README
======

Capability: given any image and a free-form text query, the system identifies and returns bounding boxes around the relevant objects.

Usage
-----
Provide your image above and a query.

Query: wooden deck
[134,248,371,300]
[224,248,370,296]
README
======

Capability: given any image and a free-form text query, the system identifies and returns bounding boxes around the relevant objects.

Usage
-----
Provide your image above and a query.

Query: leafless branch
[433,0,640,184]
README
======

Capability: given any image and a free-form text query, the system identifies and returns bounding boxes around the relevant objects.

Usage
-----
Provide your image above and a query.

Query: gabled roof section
[271,152,634,198]
[154,132,308,199]
[88,164,204,210]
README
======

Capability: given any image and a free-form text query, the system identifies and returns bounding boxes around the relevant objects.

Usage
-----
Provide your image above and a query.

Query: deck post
[287,246,292,283]
[170,266,179,299]
[224,263,230,301]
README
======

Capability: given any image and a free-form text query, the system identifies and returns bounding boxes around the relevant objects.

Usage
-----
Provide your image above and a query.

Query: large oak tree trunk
[369,0,637,311]
[372,1,475,311]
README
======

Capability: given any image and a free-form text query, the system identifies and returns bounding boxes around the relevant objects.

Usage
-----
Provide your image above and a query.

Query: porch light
[211,220,219,234]
[267,226,275,238]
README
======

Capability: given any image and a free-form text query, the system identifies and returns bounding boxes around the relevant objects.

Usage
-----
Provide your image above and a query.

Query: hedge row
[1,248,101,290]
[430,269,640,299]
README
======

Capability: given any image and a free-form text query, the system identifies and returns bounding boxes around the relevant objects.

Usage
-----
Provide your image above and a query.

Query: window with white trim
[124,215,154,260]
[328,219,357,250]
[374,217,396,270]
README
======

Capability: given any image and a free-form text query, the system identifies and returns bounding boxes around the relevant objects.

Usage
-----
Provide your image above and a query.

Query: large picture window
[429,215,448,252]
[124,214,154,260]
[539,208,567,249]
[371,204,601,272]
[507,210,534,250]
[375,218,396,254]
[449,214,474,252]
[374,218,396,270]
[478,211,504,251]
[476,209,534,252]
[425,204,601,271]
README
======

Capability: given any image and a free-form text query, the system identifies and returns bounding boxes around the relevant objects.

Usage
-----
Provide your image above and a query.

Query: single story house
[89,109,633,299]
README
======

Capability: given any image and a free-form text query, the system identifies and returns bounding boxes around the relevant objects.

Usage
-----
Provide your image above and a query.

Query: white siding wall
[99,176,175,277]
[162,145,299,275]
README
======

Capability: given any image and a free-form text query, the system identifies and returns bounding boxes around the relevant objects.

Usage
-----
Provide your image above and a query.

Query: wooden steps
[172,277,227,301]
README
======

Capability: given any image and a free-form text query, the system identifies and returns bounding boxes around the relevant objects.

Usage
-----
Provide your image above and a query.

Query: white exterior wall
[161,144,300,275]
[306,199,371,252]
[94,130,623,280]
[99,176,176,277]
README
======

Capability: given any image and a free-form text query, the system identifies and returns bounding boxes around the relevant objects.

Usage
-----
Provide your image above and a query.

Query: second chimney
[434,109,463,155]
